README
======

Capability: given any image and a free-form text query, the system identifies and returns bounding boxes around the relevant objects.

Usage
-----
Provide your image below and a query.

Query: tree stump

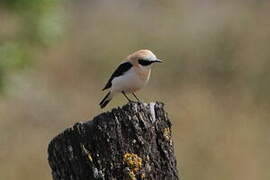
[48,102,179,180]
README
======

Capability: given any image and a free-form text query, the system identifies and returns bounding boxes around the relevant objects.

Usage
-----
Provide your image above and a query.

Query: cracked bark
[48,102,179,180]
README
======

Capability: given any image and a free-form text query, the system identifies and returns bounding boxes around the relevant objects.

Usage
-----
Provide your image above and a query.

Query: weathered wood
[48,102,179,180]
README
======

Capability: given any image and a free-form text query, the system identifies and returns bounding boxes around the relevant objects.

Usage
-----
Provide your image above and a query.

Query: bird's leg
[122,91,132,102]
[132,92,141,102]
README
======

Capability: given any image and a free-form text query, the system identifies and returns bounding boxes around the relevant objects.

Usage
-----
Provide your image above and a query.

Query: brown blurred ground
[1,0,270,179]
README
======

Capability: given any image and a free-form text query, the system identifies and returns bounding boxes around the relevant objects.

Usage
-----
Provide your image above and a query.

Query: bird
[99,49,162,109]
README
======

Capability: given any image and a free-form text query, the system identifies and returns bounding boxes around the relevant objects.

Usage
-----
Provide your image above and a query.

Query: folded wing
[102,61,133,90]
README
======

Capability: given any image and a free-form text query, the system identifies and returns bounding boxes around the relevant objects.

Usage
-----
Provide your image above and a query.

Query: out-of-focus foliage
[0,0,64,93]
[1,1,270,180]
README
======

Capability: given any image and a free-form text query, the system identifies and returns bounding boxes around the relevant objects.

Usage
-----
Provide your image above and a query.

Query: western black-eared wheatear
[99,49,162,108]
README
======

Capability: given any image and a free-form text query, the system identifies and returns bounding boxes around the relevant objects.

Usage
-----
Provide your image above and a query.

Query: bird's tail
[99,91,113,109]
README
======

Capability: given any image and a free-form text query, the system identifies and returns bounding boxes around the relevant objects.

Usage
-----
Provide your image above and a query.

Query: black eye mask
[138,59,153,66]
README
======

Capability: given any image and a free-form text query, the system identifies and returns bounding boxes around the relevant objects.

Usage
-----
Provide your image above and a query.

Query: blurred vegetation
[0,0,64,93]
[0,1,270,180]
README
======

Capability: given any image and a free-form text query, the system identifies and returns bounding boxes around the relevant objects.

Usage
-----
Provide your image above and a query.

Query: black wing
[102,61,132,90]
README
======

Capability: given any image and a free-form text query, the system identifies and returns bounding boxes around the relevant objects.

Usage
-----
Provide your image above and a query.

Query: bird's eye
[138,59,152,66]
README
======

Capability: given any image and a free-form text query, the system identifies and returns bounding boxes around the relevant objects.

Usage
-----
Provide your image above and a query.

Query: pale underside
[110,67,151,94]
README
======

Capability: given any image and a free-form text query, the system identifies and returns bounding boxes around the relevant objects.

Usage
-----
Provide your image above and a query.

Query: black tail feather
[99,92,111,109]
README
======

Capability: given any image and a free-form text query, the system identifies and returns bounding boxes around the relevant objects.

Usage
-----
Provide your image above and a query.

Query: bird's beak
[154,59,163,63]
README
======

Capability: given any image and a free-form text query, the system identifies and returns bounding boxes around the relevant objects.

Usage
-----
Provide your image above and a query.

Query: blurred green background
[1,0,270,179]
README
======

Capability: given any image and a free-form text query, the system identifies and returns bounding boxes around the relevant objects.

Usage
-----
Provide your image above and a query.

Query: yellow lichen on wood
[163,128,171,141]
[123,153,142,173]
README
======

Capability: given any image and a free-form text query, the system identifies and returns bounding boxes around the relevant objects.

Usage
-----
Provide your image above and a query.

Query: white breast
[111,67,149,93]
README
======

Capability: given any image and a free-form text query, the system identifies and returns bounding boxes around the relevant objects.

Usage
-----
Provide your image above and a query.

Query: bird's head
[127,49,162,67]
